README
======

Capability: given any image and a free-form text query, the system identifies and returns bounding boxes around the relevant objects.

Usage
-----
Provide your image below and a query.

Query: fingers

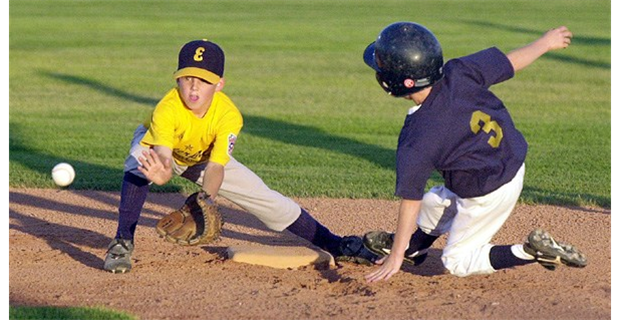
[548,26,573,50]
[364,254,403,283]
[138,149,163,172]
[140,149,159,166]
[133,148,173,186]
[557,26,573,48]
[365,264,398,283]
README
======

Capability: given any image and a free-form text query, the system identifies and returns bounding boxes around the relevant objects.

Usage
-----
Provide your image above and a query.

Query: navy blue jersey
[395,47,528,200]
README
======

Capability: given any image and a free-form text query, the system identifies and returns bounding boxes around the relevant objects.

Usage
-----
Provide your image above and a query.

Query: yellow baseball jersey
[140,88,243,167]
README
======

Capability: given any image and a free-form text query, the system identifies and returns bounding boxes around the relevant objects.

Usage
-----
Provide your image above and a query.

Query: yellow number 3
[469,110,503,148]
[193,47,205,62]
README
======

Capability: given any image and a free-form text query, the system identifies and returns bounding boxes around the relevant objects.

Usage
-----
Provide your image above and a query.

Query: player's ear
[215,78,225,91]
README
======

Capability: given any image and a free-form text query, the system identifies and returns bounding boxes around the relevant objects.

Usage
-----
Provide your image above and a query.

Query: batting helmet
[364,22,444,97]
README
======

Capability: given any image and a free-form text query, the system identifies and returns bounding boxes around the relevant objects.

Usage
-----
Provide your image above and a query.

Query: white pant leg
[124,125,150,177]
[180,157,301,232]
[217,158,301,231]
[417,186,459,236]
[441,164,525,277]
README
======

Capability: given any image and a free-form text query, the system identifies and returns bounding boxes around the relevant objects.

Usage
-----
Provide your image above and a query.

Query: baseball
[52,162,75,187]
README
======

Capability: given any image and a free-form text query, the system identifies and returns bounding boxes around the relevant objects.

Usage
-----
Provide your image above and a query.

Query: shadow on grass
[30,70,610,208]
[458,20,610,70]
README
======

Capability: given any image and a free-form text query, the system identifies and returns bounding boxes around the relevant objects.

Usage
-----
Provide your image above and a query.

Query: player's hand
[541,26,573,51]
[137,149,173,185]
[365,253,404,283]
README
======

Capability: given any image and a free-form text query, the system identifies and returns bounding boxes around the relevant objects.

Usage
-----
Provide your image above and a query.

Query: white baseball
[52,162,75,187]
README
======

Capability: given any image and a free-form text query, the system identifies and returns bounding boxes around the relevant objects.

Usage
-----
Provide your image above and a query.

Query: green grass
[10,0,611,209]
[9,306,137,320]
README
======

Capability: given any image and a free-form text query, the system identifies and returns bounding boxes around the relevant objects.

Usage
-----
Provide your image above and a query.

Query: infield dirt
[9,188,611,320]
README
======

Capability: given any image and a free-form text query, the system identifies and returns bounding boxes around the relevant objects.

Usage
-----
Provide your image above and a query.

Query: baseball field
[9,0,611,319]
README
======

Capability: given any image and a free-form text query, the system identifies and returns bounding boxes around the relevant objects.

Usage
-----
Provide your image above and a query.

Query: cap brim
[363,42,381,72]
[173,67,221,84]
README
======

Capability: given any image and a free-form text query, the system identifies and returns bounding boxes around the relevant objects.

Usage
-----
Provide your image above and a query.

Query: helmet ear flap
[376,69,443,97]
[375,72,391,93]
[376,71,409,96]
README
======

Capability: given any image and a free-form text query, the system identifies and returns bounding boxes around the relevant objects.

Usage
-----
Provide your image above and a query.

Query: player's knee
[252,199,301,232]
[442,248,495,277]
[442,254,470,277]
[441,252,484,277]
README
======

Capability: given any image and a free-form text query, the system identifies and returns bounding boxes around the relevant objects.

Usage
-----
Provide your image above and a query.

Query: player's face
[177,76,220,117]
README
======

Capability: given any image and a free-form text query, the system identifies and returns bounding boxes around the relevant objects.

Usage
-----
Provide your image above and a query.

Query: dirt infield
[9,188,611,320]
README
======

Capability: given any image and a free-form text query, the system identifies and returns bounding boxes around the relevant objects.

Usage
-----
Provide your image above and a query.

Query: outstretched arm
[202,161,224,201]
[507,26,573,72]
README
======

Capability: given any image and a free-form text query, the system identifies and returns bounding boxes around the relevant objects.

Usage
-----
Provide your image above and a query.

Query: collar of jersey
[408,104,422,115]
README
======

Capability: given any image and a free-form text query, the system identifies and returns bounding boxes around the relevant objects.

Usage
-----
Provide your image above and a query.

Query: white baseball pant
[416,164,526,277]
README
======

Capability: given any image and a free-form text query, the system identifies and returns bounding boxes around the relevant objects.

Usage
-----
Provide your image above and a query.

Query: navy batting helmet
[364,22,444,97]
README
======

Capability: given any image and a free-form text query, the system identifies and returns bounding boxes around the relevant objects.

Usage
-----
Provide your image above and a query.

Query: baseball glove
[156,191,223,246]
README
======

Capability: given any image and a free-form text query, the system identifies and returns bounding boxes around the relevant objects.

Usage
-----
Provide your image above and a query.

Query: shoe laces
[107,239,133,256]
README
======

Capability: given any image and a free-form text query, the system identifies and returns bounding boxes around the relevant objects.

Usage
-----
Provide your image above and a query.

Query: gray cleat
[103,238,134,274]
[334,235,381,266]
[363,231,428,266]
[523,229,587,271]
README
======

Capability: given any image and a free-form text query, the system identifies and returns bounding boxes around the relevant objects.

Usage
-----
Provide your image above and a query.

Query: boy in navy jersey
[361,22,587,281]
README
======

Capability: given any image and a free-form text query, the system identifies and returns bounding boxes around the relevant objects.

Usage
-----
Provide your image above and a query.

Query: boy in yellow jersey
[103,39,378,273]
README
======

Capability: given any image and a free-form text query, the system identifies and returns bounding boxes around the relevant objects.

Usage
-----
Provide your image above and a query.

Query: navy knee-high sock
[285,208,343,256]
[489,245,535,270]
[405,228,439,256]
[115,172,149,240]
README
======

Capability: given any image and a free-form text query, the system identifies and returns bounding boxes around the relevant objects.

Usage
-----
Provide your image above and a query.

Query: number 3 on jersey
[470,110,503,148]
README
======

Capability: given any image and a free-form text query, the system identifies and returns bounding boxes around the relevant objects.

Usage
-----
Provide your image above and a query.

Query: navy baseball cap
[174,39,225,84]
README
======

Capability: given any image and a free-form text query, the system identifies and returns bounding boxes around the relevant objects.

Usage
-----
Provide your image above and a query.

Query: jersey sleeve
[208,107,243,166]
[394,144,436,200]
[454,47,514,88]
